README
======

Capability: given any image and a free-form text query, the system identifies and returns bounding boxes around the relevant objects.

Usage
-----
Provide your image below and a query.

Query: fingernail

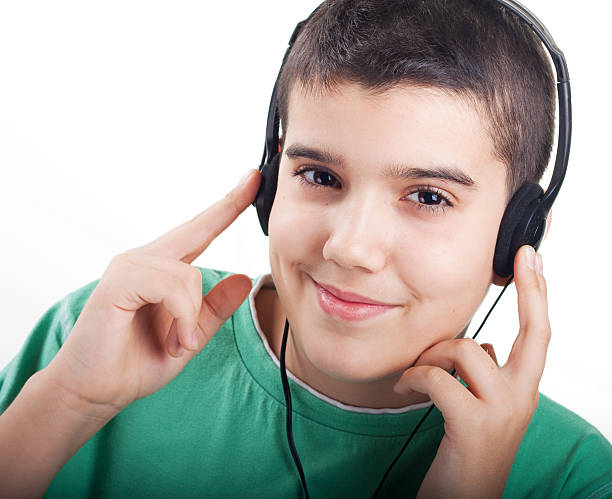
[535,253,543,276]
[169,333,184,357]
[525,246,536,271]
[189,330,199,351]
[239,169,254,187]
[169,342,184,358]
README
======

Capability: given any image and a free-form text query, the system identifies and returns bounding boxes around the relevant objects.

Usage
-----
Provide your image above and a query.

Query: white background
[0,1,610,443]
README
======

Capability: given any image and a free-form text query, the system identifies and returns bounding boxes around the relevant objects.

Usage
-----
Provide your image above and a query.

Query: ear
[491,209,552,286]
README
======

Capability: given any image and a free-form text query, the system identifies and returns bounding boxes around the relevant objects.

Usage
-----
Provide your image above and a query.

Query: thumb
[193,274,253,349]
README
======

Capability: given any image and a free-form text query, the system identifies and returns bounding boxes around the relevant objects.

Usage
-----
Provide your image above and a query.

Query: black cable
[280,274,514,499]
[280,318,310,499]
[470,274,514,342]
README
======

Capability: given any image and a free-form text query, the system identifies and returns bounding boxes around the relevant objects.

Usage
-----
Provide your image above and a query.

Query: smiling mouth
[311,278,399,322]
[313,280,397,306]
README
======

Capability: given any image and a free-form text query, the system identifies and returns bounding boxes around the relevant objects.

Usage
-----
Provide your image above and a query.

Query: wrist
[39,363,122,423]
[416,443,513,499]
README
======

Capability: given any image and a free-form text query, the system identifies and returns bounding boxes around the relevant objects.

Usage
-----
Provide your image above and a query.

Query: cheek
[267,175,327,268]
[391,210,501,318]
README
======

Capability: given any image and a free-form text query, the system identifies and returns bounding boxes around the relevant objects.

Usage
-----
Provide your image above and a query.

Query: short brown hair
[276,0,556,199]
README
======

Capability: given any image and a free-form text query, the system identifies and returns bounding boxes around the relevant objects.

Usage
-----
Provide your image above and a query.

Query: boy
[1,1,611,498]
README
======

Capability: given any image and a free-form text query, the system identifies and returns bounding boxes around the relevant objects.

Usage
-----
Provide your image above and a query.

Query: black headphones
[253,0,571,279]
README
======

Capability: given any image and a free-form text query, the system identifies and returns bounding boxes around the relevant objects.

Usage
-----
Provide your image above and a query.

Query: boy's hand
[45,169,261,419]
[393,245,550,498]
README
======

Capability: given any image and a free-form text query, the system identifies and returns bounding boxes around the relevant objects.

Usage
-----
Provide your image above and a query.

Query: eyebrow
[284,143,477,188]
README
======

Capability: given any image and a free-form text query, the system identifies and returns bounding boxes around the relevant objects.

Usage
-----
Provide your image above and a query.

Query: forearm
[0,367,118,498]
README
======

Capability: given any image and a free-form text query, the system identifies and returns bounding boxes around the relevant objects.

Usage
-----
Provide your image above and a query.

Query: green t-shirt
[1,268,611,498]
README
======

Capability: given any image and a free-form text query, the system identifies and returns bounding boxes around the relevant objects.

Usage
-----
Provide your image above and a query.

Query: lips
[315,280,395,306]
[311,278,399,322]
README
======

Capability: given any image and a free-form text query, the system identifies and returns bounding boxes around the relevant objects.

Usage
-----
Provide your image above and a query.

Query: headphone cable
[280,274,514,498]
[280,318,311,498]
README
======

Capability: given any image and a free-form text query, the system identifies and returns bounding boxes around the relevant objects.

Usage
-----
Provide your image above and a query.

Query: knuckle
[457,338,479,356]
[534,323,551,348]
[166,272,186,297]
[174,278,198,319]
[109,252,127,267]
[119,247,146,259]
[188,267,204,293]
[422,366,444,385]
[107,252,135,275]
[526,278,541,293]
[223,191,242,218]
[517,325,531,343]
[186,267,203,313]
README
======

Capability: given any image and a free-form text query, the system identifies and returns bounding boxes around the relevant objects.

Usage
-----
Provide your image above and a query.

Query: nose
[322,193,389,272]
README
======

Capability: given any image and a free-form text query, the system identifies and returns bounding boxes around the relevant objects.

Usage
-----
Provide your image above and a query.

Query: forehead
[284,81,505,188]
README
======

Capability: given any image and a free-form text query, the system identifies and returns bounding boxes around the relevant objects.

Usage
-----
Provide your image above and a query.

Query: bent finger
[394,365,476,418]
[106,256,200,355]
[116,253,205,354]
[407,338,505,402]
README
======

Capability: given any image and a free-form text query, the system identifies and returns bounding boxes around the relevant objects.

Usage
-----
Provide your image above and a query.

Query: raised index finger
[504,245,551,389]
[145,169,261,264]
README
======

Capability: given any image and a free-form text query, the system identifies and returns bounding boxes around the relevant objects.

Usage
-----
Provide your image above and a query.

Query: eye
[404,187,453,214]
[293,166,341,189]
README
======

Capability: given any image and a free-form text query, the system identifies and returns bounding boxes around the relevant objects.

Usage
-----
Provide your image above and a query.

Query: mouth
[311,278,399,322]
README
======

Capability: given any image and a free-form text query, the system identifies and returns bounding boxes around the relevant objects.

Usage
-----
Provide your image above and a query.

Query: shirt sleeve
[560,425,612,499]
[0,279,100,415]
[507,393,612,498]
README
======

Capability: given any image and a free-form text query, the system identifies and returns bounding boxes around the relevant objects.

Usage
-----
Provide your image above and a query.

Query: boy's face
[267,82,508,390]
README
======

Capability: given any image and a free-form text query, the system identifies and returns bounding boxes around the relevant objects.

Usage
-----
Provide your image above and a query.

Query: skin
[256,81,553,496]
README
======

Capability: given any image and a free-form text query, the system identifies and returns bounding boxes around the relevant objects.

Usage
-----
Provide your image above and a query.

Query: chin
[299,332,409,384]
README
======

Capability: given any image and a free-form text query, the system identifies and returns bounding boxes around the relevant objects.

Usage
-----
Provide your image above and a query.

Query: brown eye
[297,168,341,189]
[406,190,449,206]
[418,191,444,205]
[307,170,335,186]
[405,188,452,215]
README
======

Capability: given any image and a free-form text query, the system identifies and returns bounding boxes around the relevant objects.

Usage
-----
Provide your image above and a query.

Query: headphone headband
[499,0,571,211]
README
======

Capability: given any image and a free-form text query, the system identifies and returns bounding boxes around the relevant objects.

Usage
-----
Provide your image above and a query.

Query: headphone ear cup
[254,153,281,236]
[493,182,545,278]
